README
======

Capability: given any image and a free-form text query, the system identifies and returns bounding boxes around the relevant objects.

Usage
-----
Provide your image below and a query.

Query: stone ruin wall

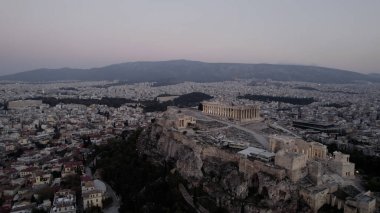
[146,112,304,208]
[239,158,286,180]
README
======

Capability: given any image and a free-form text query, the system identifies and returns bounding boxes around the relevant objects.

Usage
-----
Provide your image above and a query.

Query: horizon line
[2,59,376,77]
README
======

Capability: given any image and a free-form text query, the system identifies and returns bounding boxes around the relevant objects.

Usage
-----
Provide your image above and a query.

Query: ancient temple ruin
[201,101,260,121]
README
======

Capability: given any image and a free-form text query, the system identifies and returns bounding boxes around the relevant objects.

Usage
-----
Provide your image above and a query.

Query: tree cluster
[294,86,320,91]
[59,87,79,91]
[143,92,213,112]
[34,97,137,108]
[322,102,351,108]
[94,130,193,212]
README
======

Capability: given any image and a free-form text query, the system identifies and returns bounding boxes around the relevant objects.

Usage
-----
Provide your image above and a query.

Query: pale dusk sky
[0,0,379,75]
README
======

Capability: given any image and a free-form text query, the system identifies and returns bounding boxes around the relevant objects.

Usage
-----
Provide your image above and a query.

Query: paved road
[191,111,269,149]
[270,122,300,137]
[85,167,92,177]
[103,182,121,213]
[178,184,209,213]
[86,166,120,213]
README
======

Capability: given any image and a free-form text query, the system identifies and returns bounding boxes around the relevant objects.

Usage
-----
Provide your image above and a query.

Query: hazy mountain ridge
[1,60,379,84]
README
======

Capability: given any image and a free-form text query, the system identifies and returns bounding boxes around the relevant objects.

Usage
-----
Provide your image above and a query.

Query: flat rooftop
[238,147,275,159]
[355,194,375,202]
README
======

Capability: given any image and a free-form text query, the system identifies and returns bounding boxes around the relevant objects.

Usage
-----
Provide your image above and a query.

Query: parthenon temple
[201,101,260,121]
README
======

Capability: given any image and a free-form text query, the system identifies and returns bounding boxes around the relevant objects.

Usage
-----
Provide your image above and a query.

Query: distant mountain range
[1,60,379,84]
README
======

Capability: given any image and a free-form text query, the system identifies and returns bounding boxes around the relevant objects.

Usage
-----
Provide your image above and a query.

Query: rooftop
[238,147,275,159]
[333,185,360,200]
[355,193,376,203]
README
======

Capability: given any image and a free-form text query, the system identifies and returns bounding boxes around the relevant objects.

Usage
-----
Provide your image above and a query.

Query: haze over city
[1,1,380,213]
[1,0,380,75]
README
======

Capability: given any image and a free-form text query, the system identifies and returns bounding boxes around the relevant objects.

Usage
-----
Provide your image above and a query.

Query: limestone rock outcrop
[137,120,308,213]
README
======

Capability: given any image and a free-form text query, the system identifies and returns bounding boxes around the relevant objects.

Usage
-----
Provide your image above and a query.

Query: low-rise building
[62,161,83,177]
[50,189,76,213]
[33,172,52,188]
[82,189,103,210]
[10,202,35,213]
[81,175,103,210]
[19,167,37,178]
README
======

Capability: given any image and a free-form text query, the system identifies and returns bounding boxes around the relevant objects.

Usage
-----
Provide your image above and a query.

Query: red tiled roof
[20,167,37,173]
[63,161,83,168]
[80,175,92,182]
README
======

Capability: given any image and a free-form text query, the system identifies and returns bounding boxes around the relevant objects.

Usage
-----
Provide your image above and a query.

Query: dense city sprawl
[1,80,380,212]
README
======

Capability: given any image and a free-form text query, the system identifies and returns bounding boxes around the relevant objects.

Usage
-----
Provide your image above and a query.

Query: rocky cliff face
[137,121,310,212]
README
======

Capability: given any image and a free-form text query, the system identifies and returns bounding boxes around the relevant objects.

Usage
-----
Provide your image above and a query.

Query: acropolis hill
[138,103,377,213]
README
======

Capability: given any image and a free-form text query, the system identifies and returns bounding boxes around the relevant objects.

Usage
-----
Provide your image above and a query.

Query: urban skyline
[1,0,380,75]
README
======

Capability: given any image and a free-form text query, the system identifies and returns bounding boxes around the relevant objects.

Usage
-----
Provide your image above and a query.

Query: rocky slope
[137,117,311,212]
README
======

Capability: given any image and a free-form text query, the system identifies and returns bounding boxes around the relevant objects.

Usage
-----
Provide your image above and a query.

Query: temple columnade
[201,102,260,121]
